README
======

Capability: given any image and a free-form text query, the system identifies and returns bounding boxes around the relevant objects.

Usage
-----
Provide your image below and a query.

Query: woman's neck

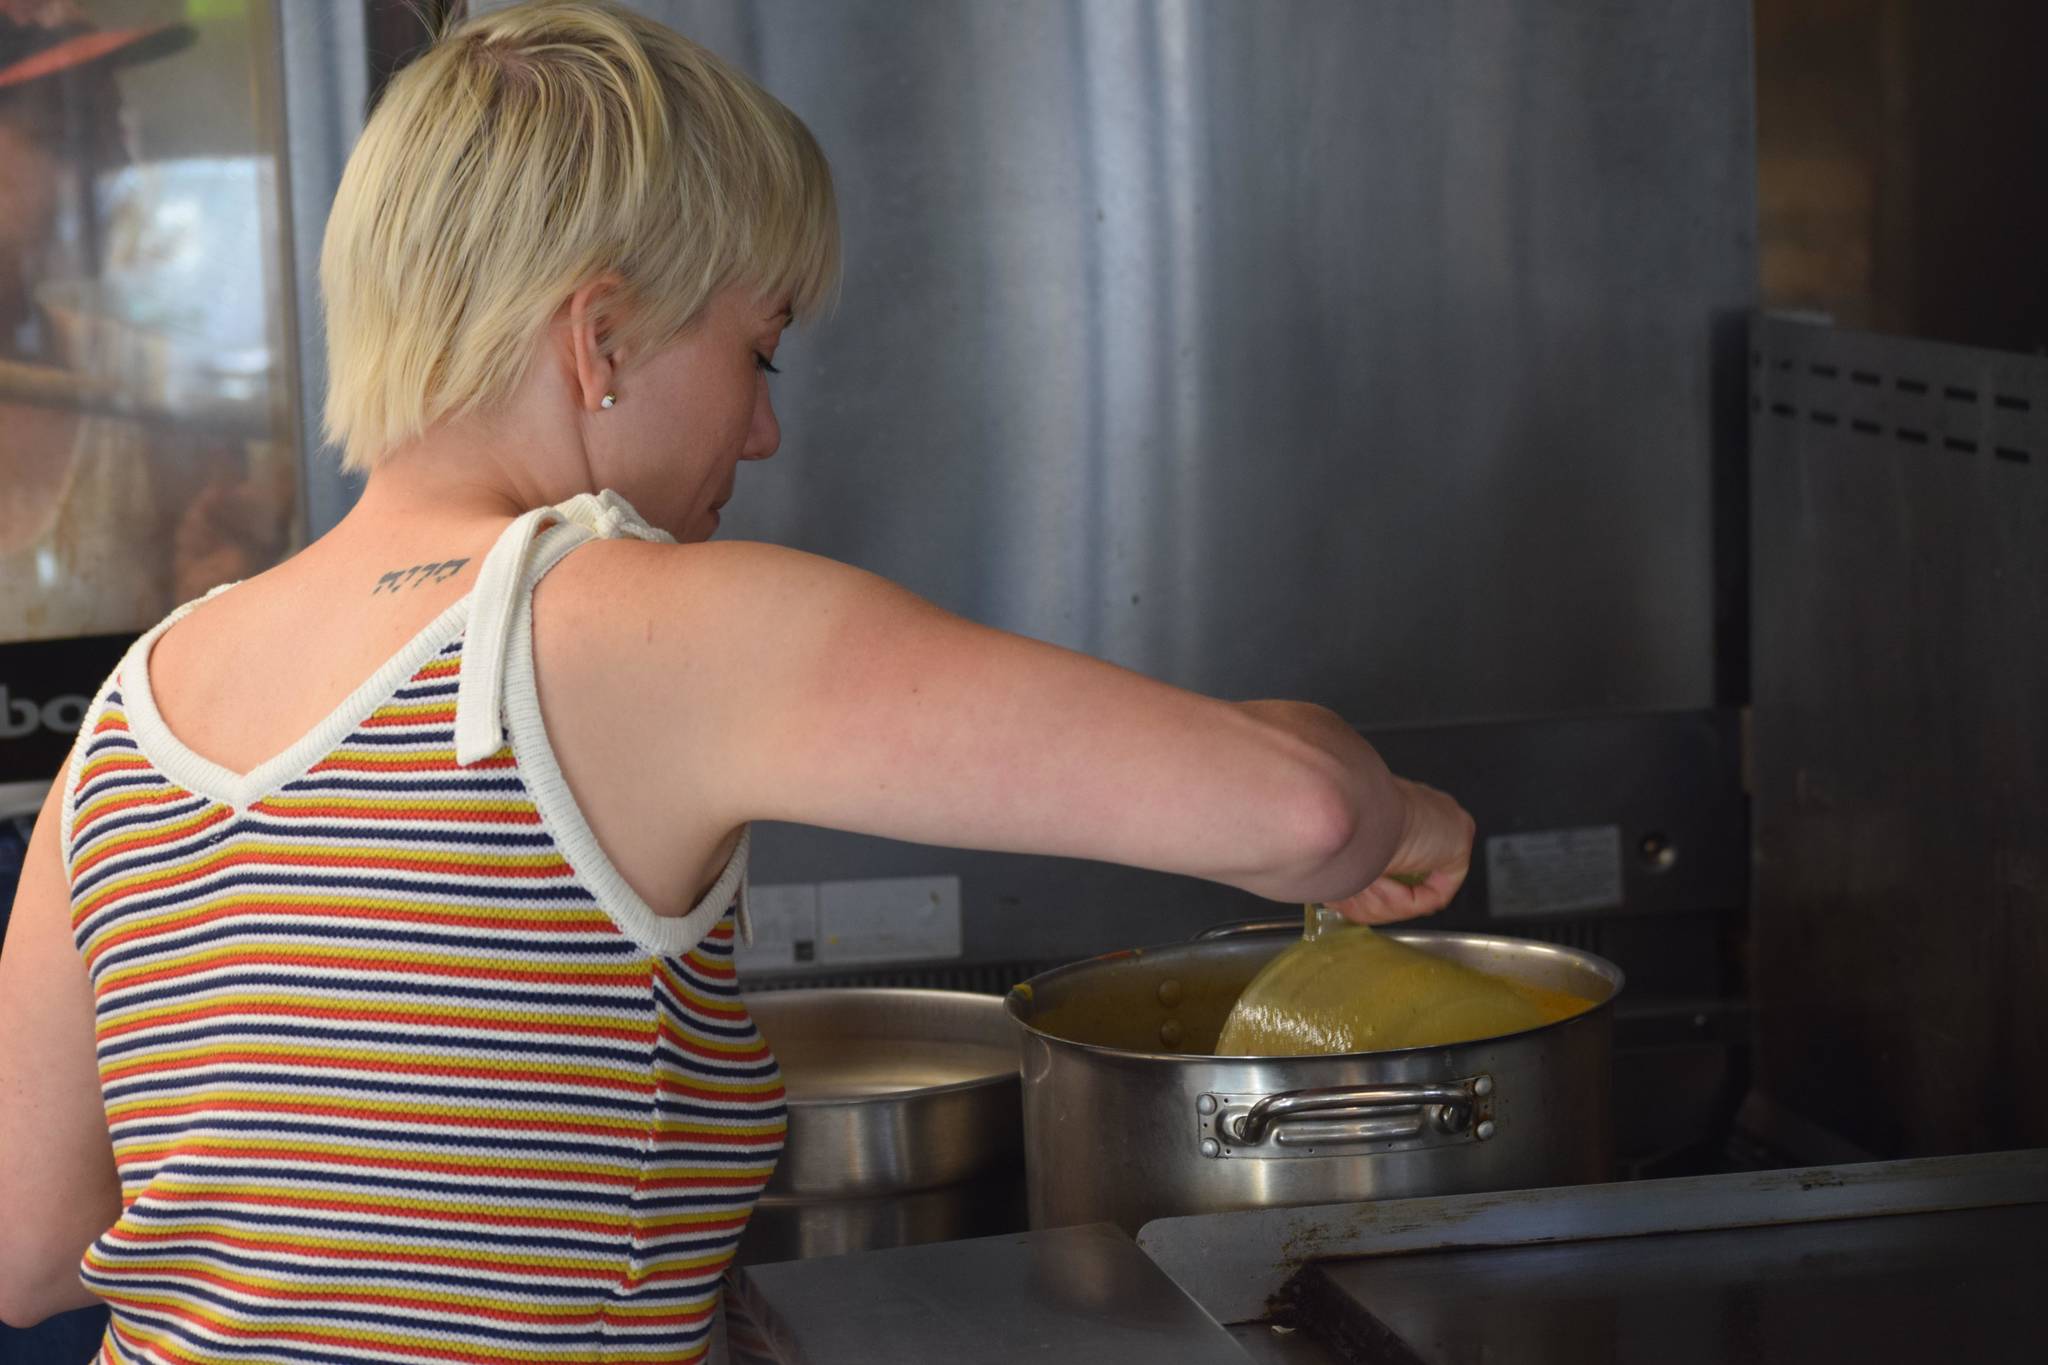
[344,412,596,532]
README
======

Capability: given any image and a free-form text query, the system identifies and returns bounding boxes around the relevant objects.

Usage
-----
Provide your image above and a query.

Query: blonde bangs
[320,0,840,471]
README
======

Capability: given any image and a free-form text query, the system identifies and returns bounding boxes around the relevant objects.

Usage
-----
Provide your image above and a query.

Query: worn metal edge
[1134,1148,2048,1324]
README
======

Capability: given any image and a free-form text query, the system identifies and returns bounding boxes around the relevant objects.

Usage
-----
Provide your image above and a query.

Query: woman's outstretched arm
[543,539,1472,916]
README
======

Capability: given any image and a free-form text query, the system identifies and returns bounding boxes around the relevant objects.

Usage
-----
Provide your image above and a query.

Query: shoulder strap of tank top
[453,490,675,766]
[449,490,754,948]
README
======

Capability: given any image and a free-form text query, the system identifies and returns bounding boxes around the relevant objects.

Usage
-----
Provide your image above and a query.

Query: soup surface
[1214,926,1594,1056]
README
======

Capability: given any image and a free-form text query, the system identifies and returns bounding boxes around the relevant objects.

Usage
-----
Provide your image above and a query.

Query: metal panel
[1748,315,2047,1156]
[277,0,369,536]
[645,0,1756,728]
[1133,1148,2048,1324]
[1288,1202,2048,1364]
[618,0,1760,958]
[729,1221,1250,1365]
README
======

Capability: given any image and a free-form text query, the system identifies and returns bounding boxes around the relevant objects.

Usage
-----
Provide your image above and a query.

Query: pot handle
[1199,1074,1496,1156]
[1233,1078,1487,1144]
[1192,918,1301,940]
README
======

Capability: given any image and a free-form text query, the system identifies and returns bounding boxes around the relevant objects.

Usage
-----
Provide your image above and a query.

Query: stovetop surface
[1272,1201,2047,1364]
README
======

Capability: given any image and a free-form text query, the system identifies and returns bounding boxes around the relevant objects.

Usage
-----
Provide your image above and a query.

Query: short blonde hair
[320,0,839,470]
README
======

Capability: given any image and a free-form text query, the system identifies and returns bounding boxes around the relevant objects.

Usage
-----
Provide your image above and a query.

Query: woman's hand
[1325,778,1474,924]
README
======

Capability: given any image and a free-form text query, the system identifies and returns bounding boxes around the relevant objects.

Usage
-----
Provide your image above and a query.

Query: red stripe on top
[101,1049,660,1094]
[112,1146,643,1188]
[359,708,458,728]
[137,1184,637,1234]
[101,1224,621,1280]
[85,897,618,960]
[106,1094,653,1136]
[99,950,648,995]
[307,755,517,774]
[94,998,656,1045]
[248,801,542,825]
[95,1294,579,1365]
[92,1258,724,1331]
[81,848,575,917]
[78,755,155,780]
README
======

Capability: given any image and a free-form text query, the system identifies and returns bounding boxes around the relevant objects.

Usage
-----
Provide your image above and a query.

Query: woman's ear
[562,275,627,412]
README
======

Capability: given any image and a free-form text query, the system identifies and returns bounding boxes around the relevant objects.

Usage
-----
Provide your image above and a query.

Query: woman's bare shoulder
[522,537,886,901]
[533,537,900,667]
[541,536,880,601]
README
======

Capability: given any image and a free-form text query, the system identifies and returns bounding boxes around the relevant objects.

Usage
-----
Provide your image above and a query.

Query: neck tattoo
[373,558,470,595]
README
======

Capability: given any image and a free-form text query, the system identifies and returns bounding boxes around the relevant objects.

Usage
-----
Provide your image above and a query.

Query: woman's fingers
[1323,778,1475,922]
[1327,864,1466,924]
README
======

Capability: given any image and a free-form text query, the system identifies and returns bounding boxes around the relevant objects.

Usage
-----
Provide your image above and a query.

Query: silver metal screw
[1196,1094,1218,1116]
[1473,1075,1494,1097]
[1200,1137,1222,1158]
[1475,1119,1497,1141]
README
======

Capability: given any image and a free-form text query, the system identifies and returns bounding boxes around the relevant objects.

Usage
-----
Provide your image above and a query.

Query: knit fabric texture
[63,633,785,1364]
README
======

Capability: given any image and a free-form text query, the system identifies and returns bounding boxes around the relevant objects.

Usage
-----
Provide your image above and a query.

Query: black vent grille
[1750,318,2042,465]
[739,960,1059,996]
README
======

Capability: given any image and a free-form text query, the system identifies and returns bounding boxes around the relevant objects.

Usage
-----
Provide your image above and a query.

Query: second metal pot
[736,988,1026,1264]
[1006,925,1621,1234]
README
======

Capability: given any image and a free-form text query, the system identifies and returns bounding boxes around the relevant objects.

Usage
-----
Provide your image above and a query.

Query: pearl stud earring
[600,392,617,409]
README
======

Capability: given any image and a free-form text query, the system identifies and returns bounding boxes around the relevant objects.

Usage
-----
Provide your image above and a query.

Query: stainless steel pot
[1005,924,1622,1234]
[736,988,1026,1264]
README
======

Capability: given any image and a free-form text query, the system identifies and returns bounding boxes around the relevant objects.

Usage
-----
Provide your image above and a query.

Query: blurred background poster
[0,0,301,795]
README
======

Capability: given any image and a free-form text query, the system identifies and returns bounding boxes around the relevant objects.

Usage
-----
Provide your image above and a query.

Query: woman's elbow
[1231,763,1382,902]
[0,1267,53,1329]
[0,1237,96,1328]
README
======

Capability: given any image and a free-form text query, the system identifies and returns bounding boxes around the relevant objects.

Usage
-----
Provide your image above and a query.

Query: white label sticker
[734,883,819,970]
[816,875,963,965]
[1485,826,1624,917]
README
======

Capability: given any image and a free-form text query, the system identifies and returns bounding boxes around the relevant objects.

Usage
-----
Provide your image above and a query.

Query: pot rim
[742,986,1023,1108]
[1004,926,1625,1064]
[778,1070,1018,1110]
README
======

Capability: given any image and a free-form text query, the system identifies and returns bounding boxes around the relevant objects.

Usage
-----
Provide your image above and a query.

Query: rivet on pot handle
[1198,1074,1496,1158]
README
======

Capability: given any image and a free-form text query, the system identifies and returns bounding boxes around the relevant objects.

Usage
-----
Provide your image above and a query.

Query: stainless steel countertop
[729,1152,2048,1364]
[729,1222,1250,1364]
[1137,1148,2048,1323]
[1289,1201,2048,1363]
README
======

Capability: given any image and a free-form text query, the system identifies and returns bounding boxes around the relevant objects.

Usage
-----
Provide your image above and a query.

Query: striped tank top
[60,492,785,1364]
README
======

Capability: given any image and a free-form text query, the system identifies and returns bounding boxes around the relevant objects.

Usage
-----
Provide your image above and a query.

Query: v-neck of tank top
[86,492,750,958]
[112,494,592,814]
[118,587,477,813]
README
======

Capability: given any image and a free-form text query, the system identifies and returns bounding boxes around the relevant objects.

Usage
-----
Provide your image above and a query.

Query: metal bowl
[745,988,1022,1200]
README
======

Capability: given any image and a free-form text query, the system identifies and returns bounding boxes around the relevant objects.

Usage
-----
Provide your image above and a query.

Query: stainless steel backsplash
[640,0,1755,727]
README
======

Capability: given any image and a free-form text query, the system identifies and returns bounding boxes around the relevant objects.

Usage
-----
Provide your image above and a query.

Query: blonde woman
[0,2,1474,1358]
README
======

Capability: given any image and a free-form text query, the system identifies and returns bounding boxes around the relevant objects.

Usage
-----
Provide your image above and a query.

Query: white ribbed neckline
[116,590,474,814]
[94,494,745,959]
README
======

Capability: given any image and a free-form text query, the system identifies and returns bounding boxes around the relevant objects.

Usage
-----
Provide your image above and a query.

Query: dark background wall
[1756,0,2048,354]
[1751,0,2047,1159]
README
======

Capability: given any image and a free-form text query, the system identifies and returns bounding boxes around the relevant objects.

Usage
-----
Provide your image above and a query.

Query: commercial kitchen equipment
[730,1148,2048,1363]
[1007,925,1619,1232]
[735,988,1024,1264]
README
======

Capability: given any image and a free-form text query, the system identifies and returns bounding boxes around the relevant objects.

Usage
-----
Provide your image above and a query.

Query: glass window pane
[0,0,300,648]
